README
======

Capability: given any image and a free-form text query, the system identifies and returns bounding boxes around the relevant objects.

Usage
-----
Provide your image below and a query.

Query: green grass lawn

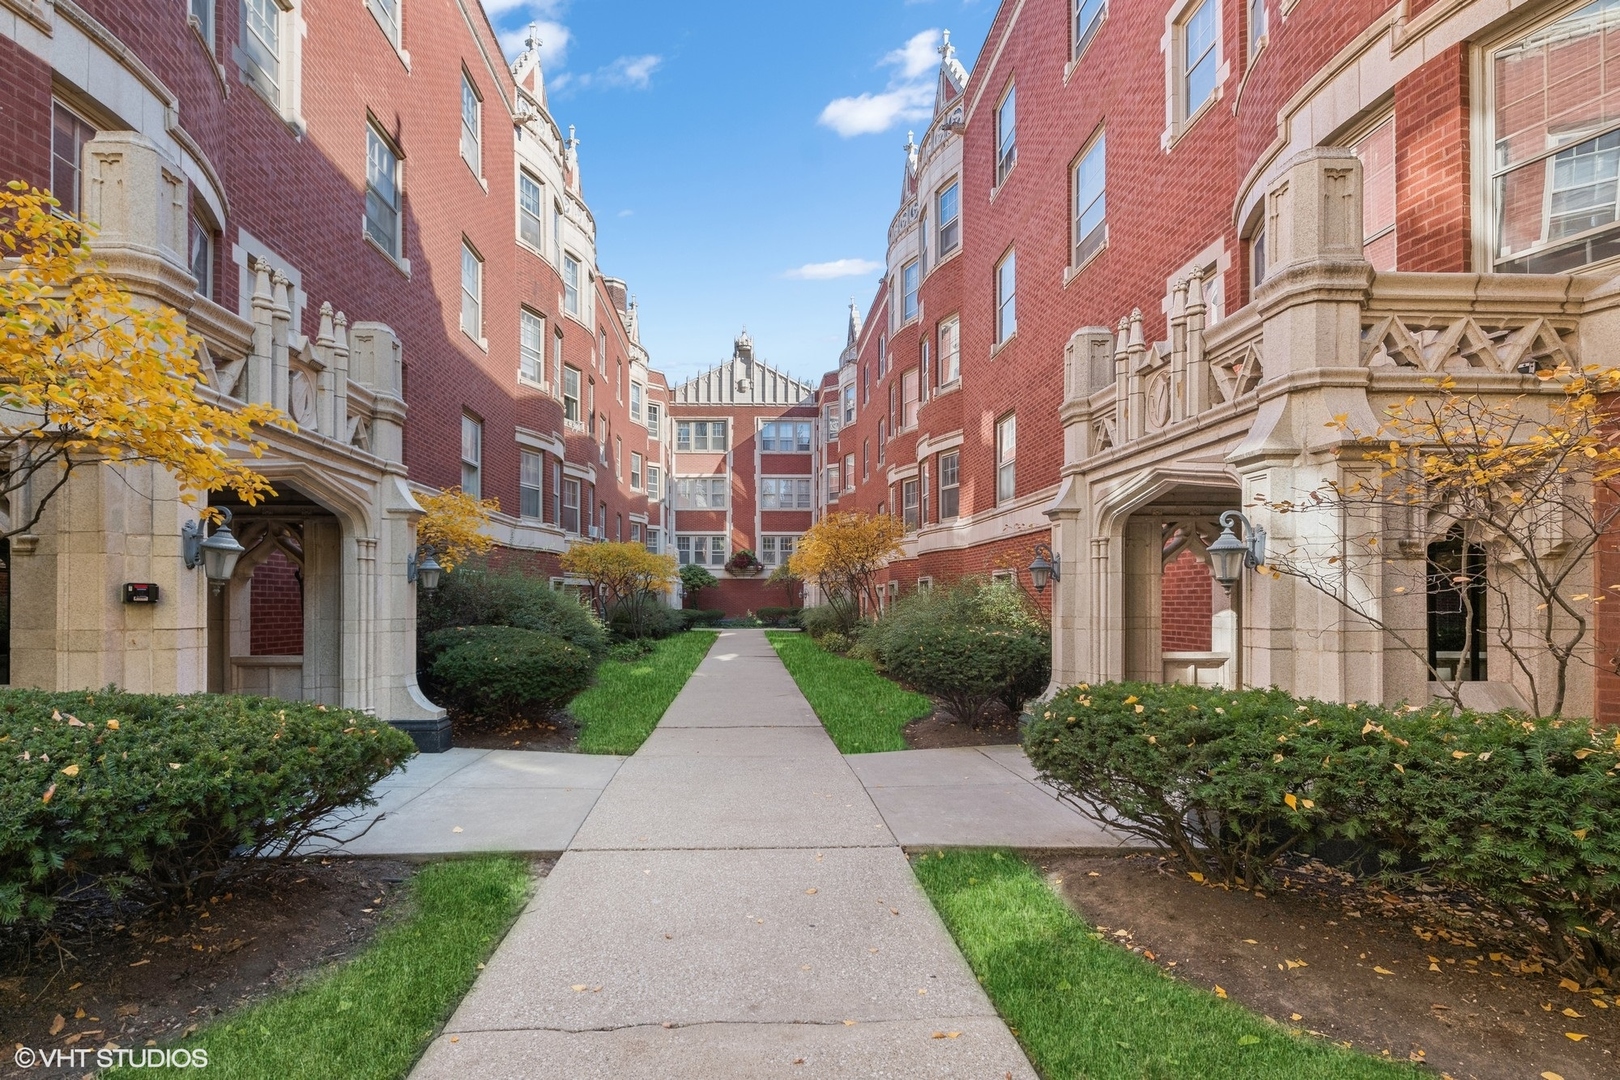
[765,630,931,753]
[110,856,531,1080]
[571,630,716,755]
[913,850,1417,1080]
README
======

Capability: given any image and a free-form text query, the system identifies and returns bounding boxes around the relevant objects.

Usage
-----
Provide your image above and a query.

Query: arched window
[1427,528,1487,682]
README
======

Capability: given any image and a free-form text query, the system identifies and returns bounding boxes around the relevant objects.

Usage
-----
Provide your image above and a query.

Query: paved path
[410,630,1039,1079]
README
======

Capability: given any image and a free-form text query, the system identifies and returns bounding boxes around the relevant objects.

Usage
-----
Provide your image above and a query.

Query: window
[761,478,812,510]
[460,414,482,498]
[460,72,480,172]
[939,450,960,518]
[877,421,886,464]
[240,0,284,106]
[675,476,728,509]
[51,102,96,215]
[995,414,1016,504]
[862,439,870,480]
[615,436,623,479]
[630,382,644,422]
[563,254,581,316]
[646,401,661,437]
[551,460,561,522]
[368,0,397,44]
[760,421,812,452]
[995,250,1017,343]
[920,460,930,523]
[677,535,727,566]
[937,181,961,255]
[562,477,581,534]
[1352,117,1397,271]
[460,242,481,339]
[365,124,401,258]
[631,521,642,543]
[676,420,728,452]
[1250,223,1267,288]
[920,340,931,400]
[902,260,920,321]
[901,369,919,429]
[616,514,623,541]
[646,464,661,500]
[862,364,870,404]
[826,403,840,436]
[520,450,543,518]
[843,384,856,424]
[996,85,1017,186]
[888,384,896,432]
[843,453,855,491]
[630,453,644,490]
[192,0,215,43]
[1075,0,1105,59]
[520,310,545,383]
[761,535,798,567]
[826,462,841,494]
[563,366,581,424]
[519,170,543,247]
[1248,0,1266,56]
[1073,132,1107,266]
[190,211,214,298]
[902,478,920,531]
[877,335,887,379]
[1183,0,1219,118]
[552,201,563,266]
[939,316,961,384]
[646,530,660,554]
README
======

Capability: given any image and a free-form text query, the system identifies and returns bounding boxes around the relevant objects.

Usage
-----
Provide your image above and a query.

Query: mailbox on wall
[123,582,160,604]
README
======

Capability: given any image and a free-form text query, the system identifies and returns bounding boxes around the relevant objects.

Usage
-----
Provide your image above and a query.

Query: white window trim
[1071,127,1108,273]
[235,0,306,131]
[994,81,1018,192]
[1066,0,1108,81]
[459,239,486,349]
[1161,0,1229,151]
[365,0,410,68]
[363,121,409,272]
[460,70,483,181]
[517,169,545,253]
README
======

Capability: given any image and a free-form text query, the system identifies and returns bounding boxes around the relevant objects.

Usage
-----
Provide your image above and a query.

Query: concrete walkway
[410,630,1039,1079]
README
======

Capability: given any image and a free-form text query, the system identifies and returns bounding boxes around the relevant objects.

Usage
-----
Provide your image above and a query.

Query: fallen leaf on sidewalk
[452,827,464,834]
[843,1020,856,1026]
[1374,967,1395,975]
[805,888,818,895]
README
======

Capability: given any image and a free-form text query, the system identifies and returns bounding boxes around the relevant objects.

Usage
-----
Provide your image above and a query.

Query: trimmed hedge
[679,608,725,629]
[418,566,607,662]
[0,689,415,924]
[425,626,596,724]
[755,607,802,628]
[883,623,1050,726]
[1025,682,1620,978]
[798,605,845,642]
[608,602,683,641]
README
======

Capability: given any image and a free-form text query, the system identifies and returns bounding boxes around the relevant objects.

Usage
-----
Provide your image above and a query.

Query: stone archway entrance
[206,486,343,704]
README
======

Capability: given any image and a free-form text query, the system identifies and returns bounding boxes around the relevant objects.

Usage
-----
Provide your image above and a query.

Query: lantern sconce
[407,546,444,593]
[1207,510,1267,595]
[182,507,246,595]
[1028,542,1061,593]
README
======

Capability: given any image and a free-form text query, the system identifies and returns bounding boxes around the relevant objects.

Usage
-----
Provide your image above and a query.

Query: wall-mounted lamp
[1028,542,1061,593]
[182,507,246,594]
[407,548,443,592]
[1207,510,1266,594]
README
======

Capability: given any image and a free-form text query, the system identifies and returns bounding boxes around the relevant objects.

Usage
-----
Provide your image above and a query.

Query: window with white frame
[1075,0,1105,59]
[645,530,660,554]
[365,124,401,258]
[239,0,286,108]
[939,450,960,518]
[901,368,919,429]
[191,0,215,43]
[1248,0,1266,56]
[917,576,934,592]
[761,535,798,566]
[939,315,961,383]
[630,382,644,422]
[1074,131,1106,267]
[519,170,543,247]
[646,401,661,436]
[995,250,1017,343]
[676,420,728,452]
[760,478,812,510]
[938,181,960,255]
[878,421,886,464]
[996,84,1017,186]
[675,476,728,509]
[646,464,661,500]
[631,451,643,490]
[677,535,727,566]
[551,201,563,266]
[863,439,870,479]
[902,259,920,321]
[826,462,841,494]
[920,460,930,522]
[368,0,398,45]
[460,414,482,497]
[631,521,642,543]
[995,413,1016,504]
[561,477,581,534]
[877,334,887,378]
[460,241,481,339]
[843,453,856,491]
[520,309,545,383]
[842,385,856,425]
[1350,117,1397,271]
[563,254,581,315]
[825,403,840,436]
[615,436,623,479]
[760,420,812,452]
[460,72,481,173]
[520,449,543,518]
[902,478,920,531]
[190,210,214,299]
[563,366,581,424]
[1182,0,1219,120]
[51,101,96,216]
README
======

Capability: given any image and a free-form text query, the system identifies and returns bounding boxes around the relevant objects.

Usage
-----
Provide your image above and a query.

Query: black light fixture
[1207,510,1266,594]
[407,547,444,592]
[1028,542,1061,593]
[182,507,246,594]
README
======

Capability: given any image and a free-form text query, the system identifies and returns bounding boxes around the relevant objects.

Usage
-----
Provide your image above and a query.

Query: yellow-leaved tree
[788,510,906,631]
[560,540,678,637]
[415,487,497,571]
[1,183,286,538]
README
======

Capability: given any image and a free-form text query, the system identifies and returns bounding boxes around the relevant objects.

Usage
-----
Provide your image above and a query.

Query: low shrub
[608,639,656,662]
[679,608,725,629]
[418,565,607,662]
[755,607,802,628]
[678,564,719,603]
[815,630,853,655]
[0,689,416,923]
[425,626,596,725]
[608,602,683,641]
[883,622,1050,727]
[798,605,846,642]
[1025,681,1620,979]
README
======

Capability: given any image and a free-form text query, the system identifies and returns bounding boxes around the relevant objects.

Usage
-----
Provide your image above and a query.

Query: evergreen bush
[424,626,596,725]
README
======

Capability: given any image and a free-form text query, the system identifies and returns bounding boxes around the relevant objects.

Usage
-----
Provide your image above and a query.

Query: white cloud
[819,29,940,138]
[553,53,663,92]
[617,209,634,218]
[497,17,570,69]
[783,259,885,281]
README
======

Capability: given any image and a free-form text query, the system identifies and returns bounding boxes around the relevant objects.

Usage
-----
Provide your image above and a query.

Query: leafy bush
[418,566,607,662]
[425,626,596,725]
[608,639,656,662]
[799,605,846,642]
[755,607,802,628]
[679,564,719,601]
[608,601,682,641]
[719,615,763,628]
[1025,682,1620,978]
[883,622,1050,727]
[865,577,1045,668]
[815,630,852,655]
[0,689,415,923]
[679,608,725,629]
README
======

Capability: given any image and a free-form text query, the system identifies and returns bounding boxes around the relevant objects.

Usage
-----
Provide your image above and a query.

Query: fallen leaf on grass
[1237,1035,1261,1046]
[1214,986,1228,999]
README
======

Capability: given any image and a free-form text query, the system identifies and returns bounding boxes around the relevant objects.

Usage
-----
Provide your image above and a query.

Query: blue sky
[485,0,996,386]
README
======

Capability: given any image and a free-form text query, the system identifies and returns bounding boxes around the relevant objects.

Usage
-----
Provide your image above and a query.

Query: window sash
[461,415,482,498]
[520,310,545,382]
[939,450,961,519]
[630,382,643,421]
[460,75,480,165]
[460,244,481,337]
[519,172,543,246]
[1074,133,1107,266]
[901,370,919,429]
[369,0,397,41]
[365,127,400,256]
[1184,0,1218,115]
[1248,0,1265,54]
[902,479,919,531]
[51,103,96,216]
[563,367,581,422]
[937,182,961,254]
[939,317,960,382]
[563,256,581,314]
[1075,0,1105,57]
[242,0,282,99]
[646,465,661,500]
[996,253,1017,342]
[843,454,855,491]
[996,415,1016,503]
[902,260,919,320]
[843,385,856,423]
[647,402,661,435]
[520,450,542,519]
[189,215,213,297]
[631,452,643,489]
[997,88,1017,184]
